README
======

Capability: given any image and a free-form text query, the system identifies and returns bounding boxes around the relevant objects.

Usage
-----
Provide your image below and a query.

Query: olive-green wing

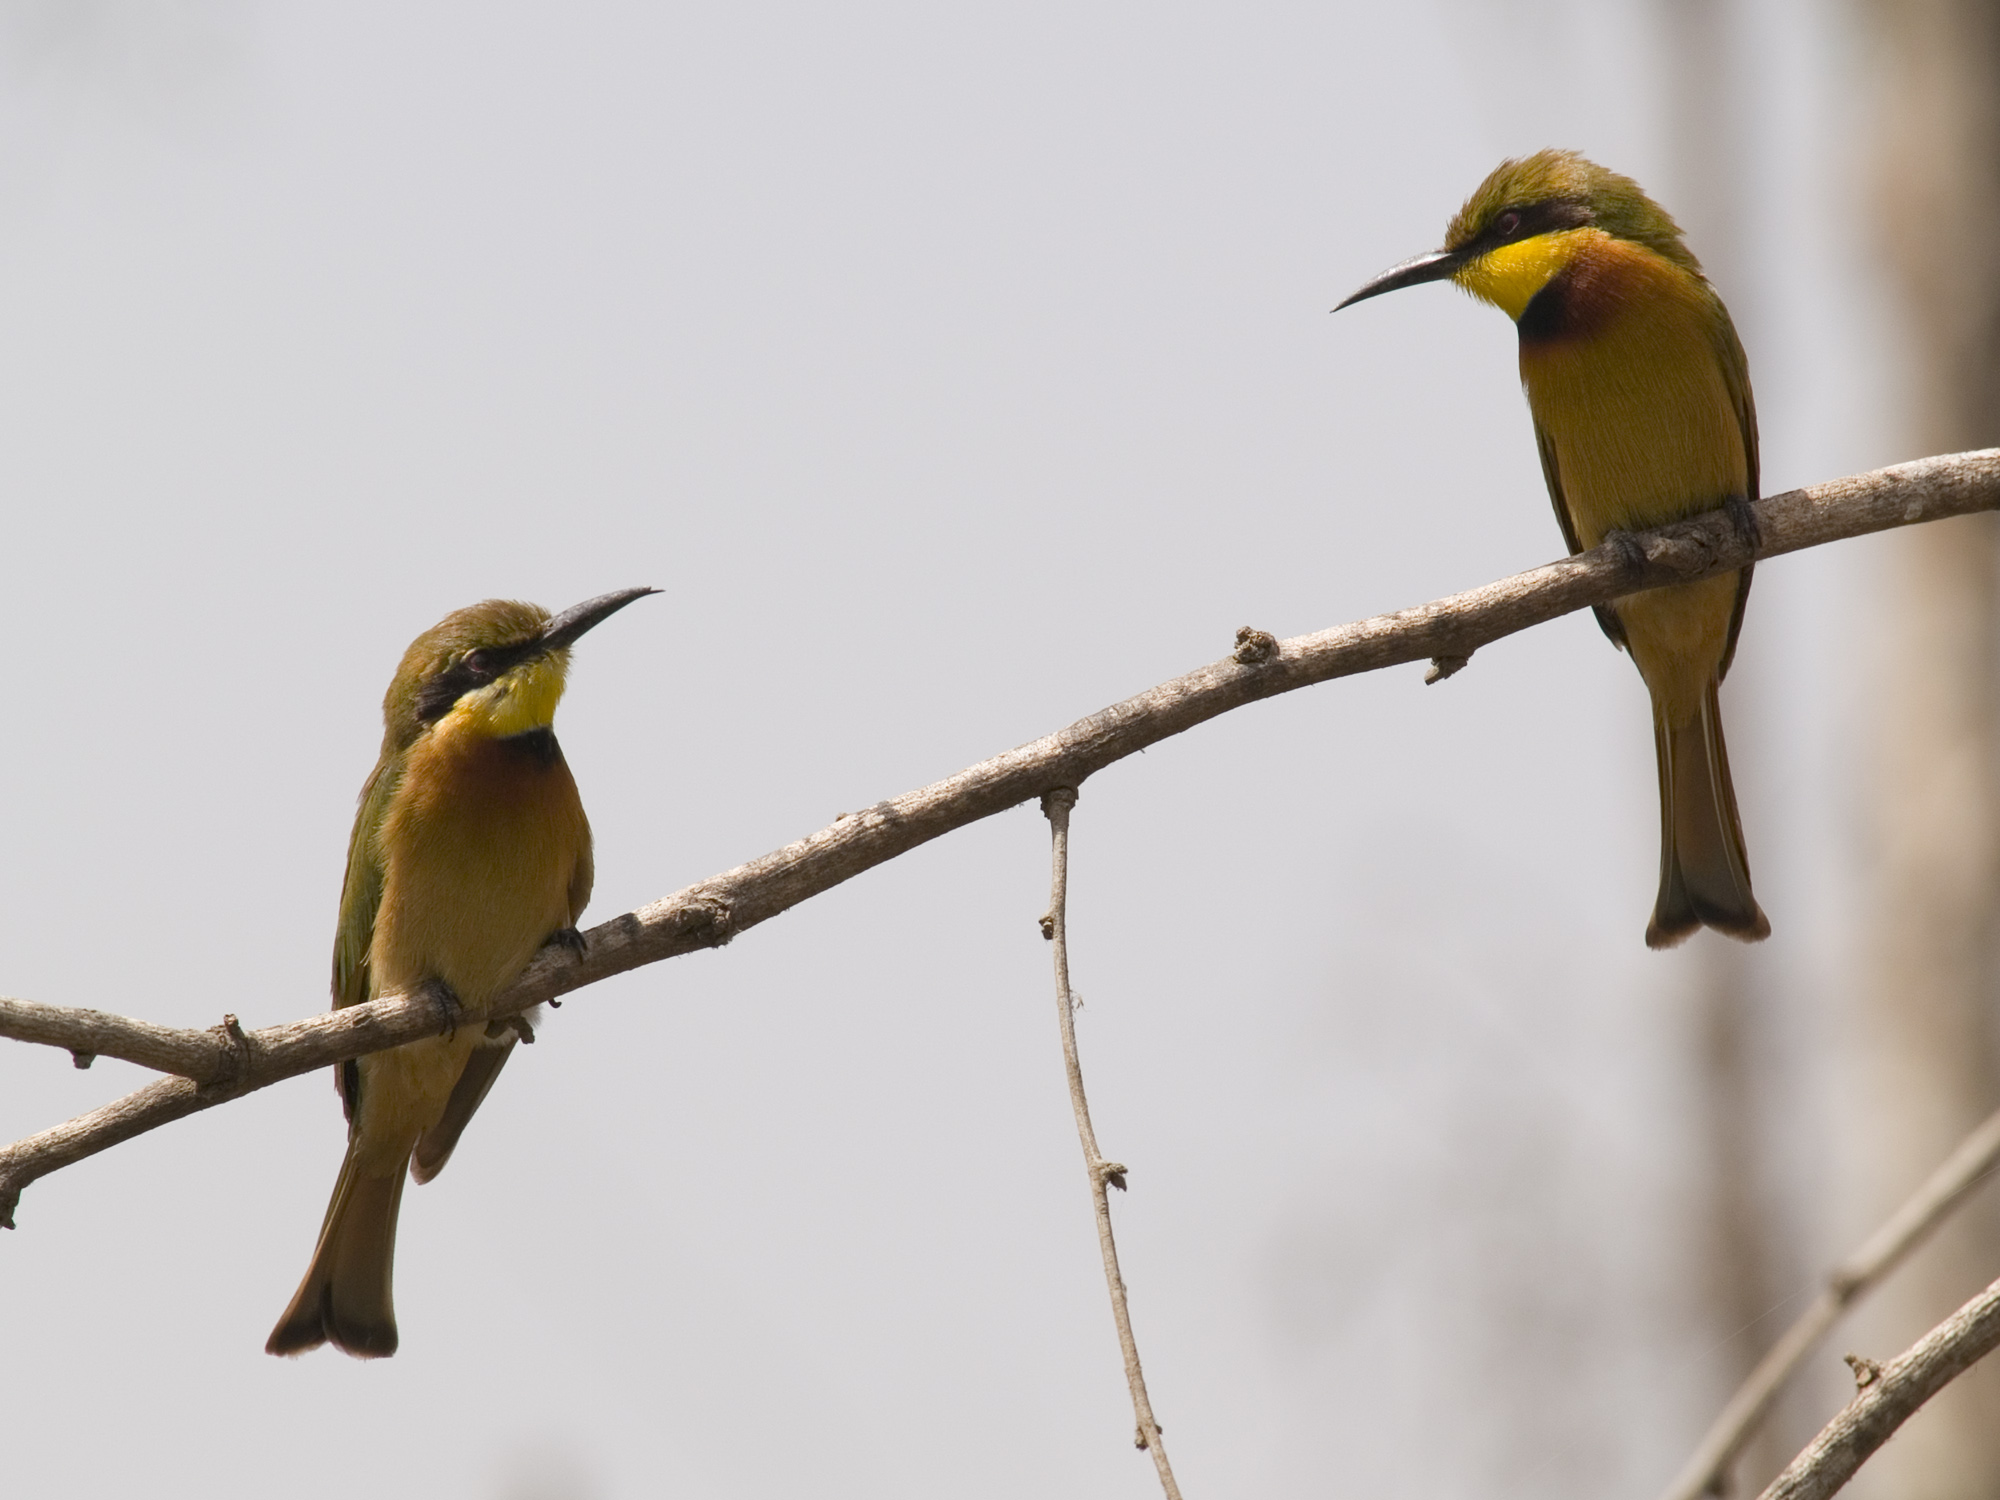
[567,823,595,930]
[411,1026,517,1184]
[332,757,400,1123]
[1713,300,1759,678]
[1533,419,1628,650]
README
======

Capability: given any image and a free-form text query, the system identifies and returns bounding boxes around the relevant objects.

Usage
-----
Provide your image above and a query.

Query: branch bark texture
[1755,1271,2000,1500]
[3,449,1997,1228]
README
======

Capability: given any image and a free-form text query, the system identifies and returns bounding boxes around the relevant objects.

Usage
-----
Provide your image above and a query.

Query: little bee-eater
[1337,149,1770,948]
[267,587,656,1358]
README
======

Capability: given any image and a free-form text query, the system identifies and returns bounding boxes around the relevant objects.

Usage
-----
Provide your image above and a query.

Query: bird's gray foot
[1604,527,1648,575]
[1723,492,1762,552]
[424,977,464,1039]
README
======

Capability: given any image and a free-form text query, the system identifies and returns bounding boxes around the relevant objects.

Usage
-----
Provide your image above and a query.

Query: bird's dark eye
[464,649,494,678]
[1495,210,1523,239]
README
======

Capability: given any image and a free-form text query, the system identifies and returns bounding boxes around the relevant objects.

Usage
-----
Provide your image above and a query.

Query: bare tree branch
[0,995,247,1080]
[1661,1105,2000,1500]
[1754,1270,2000,1500]
[3,448,1997,1230]
[1040,787,1183,1497]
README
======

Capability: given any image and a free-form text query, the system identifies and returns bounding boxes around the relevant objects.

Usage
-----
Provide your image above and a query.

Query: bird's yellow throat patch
[1455,229,1595,321]
[444,653,569,740]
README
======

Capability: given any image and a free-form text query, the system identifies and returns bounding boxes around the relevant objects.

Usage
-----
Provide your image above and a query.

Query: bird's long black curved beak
[541,587,660,652]
[1333,247,1465,311]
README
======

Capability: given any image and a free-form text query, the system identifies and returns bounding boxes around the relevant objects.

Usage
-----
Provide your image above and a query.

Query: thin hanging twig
[1041,786,1183,1500]
[1660,1105,2000,1500]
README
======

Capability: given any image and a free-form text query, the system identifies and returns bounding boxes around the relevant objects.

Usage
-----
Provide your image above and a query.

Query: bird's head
[381,587,657,751]
[1335,149,1698,322]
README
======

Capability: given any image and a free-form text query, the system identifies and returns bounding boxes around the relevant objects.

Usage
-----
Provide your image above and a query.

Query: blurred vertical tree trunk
[1655,2,1796,1489]
[1855,0,2000,1493]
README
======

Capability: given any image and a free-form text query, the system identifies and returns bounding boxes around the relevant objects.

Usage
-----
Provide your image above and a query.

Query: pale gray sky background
[0,3,1902,1496]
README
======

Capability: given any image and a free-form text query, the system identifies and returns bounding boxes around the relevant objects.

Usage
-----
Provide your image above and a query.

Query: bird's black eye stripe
[415,660,485,723]
[413,642,540,724]
[1481,197,1593,250]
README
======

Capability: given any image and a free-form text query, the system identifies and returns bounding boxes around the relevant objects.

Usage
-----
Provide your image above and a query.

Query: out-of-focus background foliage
[0,2,1993,1496]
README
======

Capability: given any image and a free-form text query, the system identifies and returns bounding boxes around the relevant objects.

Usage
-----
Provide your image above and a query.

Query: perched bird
[267,586,656,1358]
[1336,150,1770,948]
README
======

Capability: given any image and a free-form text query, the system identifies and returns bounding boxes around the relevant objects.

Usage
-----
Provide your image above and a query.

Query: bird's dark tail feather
[266,1148,405,1358]
[1646,679,1770,950]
